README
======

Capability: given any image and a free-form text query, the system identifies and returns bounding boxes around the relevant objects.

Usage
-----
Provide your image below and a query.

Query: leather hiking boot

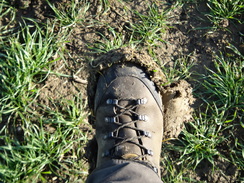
[94,63,164,175]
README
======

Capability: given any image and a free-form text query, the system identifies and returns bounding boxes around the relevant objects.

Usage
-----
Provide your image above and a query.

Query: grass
[207,0,244,25]
[0,21,62,115]
[177,108,226,168]
[86,25,138,53]
[128,3,169,47]
[0,0,16,41]
[199,45,243,129]
[0,95,89,182]
[87,2,169,53]
[164,46,244,180]
[0,6,89,182]
[98,0,111,14]
[0,0,243,182]
[47,0,90,28]
[199,46,244,171]
[161,54,196,83]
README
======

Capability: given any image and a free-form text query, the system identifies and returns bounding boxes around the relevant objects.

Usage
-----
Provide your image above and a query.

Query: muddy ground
[2,0,244,182]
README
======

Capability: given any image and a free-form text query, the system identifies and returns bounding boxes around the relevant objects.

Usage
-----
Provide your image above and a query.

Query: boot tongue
[113,100,142,159]
[114,145,141,160]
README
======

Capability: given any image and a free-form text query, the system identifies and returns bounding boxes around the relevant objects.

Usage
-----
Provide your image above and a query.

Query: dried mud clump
[162,80,195,139]
[88,47,195,139]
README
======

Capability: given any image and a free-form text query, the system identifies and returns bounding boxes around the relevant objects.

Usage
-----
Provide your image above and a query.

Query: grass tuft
[161,54,196,83]
[87,26,136,53]
[0,21,63,116]
[0,0,16,41]
[128,3,169,47]
[47,0,90,28]
[207,0,244,26]
[0,19,90,182]
[201,45,243,121]
[177,108,226,168]
[0,95,89,182]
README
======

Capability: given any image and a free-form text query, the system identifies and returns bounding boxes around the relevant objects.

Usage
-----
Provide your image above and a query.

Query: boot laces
[103,98,153,160]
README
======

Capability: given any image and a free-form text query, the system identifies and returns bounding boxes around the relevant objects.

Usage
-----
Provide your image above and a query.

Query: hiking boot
[94,63,164,175]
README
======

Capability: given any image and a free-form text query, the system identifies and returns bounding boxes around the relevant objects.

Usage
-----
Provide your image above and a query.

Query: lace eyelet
[105,117,117,123]
[106,99,118,105]
[137,115,148,121]
[103,132,114,139]
[140,131,152,138]
[102,151,110,157]
[136,98,147,105]
[145,149,153,156]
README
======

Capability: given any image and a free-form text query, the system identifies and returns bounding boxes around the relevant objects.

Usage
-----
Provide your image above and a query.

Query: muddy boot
[94,63,164,175]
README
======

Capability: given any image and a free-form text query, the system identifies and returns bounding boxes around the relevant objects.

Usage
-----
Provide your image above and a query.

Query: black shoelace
[102,98,153,159]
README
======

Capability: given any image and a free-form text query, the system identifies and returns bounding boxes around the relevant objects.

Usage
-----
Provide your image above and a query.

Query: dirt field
[1,0,243,182]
